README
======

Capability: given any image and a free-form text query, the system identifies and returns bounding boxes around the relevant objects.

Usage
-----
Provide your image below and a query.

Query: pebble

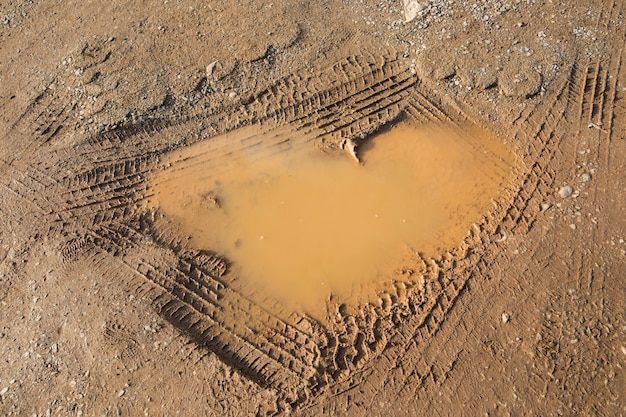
[502,313,510,324]
[0,387,8,396]
[403,0,426,23]
[581,173,592,182]
[205,61,219,78]
[559,185,573,199]
[118,389,126,397]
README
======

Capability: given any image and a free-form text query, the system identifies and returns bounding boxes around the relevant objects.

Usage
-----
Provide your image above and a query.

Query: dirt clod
[499,65,543,98]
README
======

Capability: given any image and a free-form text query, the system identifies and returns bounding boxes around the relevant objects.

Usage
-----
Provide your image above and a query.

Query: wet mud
[150,123,515,318]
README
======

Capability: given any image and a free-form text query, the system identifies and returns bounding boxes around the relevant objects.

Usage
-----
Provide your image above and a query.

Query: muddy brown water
[148,122,515,319]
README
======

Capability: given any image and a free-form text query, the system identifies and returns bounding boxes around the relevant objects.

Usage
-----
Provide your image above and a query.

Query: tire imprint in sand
[3,36,619,412]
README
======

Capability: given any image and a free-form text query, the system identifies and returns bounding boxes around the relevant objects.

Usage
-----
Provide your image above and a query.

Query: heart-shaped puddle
[148,122,515,319]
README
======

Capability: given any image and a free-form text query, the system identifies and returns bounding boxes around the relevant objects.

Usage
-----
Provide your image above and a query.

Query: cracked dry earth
[0,0,624,416]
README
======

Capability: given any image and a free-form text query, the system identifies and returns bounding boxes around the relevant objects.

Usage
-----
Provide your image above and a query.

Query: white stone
[501,313,510,324]
[558,185,573,199]
[403,0,426,23]
[341,138,360,163]
[205,61,219,78]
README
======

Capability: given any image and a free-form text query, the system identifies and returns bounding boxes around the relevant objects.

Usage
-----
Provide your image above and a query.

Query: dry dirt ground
[0,0,625,416]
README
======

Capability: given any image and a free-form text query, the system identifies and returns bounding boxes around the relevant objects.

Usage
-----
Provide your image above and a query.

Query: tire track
[3,47,601,413]
[296,28,613,415]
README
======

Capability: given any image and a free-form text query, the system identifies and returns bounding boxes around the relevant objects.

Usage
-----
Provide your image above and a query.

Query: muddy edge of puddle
[147,121,516,320]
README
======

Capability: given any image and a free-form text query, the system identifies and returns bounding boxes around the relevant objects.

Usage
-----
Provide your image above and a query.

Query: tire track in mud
[1,88,73,166]
[1,52,423,409]
[0,51,517,411]
[525,2,626,410]
[4,34,620,413]
[293,67,561,414]
[300,3,626,414]
[335,4,624,415]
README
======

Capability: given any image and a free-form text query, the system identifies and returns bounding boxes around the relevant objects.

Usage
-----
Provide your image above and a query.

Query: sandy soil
[0,0,624,416]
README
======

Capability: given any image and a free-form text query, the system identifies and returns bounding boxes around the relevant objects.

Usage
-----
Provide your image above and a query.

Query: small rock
[118,389,126,397]
[403,0,426,23]
[0,387,8,396]
[541,203,551,212]
[205,61,220,78]
[341,138,360,163]
[559,185,573,199]
[581,173,592,182]
[502,313,510,324]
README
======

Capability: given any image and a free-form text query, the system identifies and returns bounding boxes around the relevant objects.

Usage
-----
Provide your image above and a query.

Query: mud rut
[1,4,624,411]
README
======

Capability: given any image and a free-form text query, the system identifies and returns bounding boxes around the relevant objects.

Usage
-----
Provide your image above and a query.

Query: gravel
[559,185,574,198]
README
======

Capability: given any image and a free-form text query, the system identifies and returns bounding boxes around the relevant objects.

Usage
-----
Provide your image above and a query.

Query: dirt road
[0,0,624,415]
